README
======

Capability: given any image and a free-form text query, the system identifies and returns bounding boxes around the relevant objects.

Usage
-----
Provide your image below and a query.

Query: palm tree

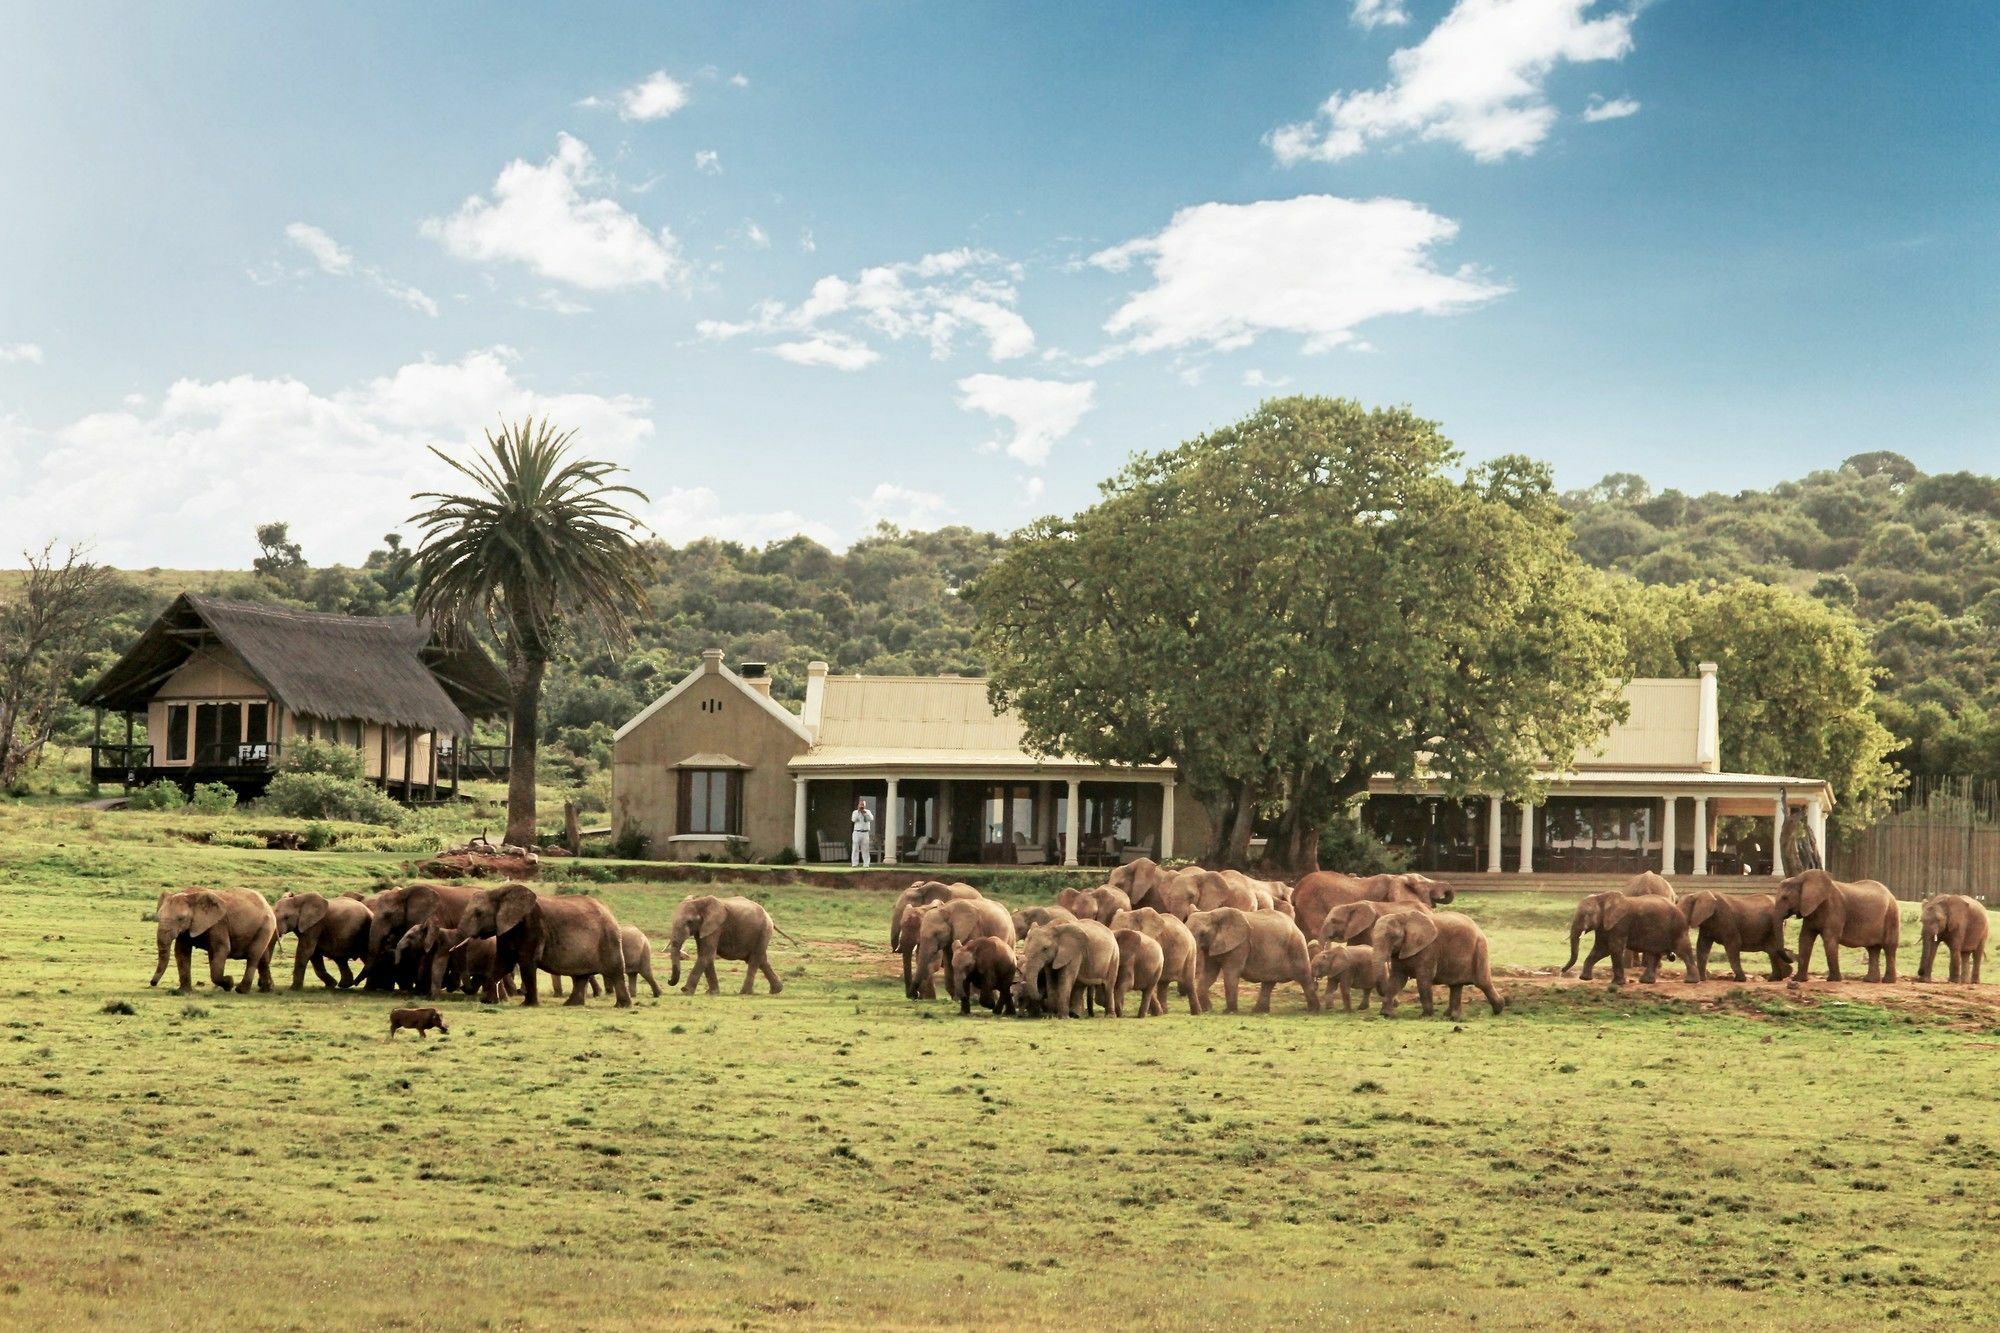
[410,419,652,845]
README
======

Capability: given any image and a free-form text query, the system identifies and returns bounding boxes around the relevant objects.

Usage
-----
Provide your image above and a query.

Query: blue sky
[2,1,1995,566]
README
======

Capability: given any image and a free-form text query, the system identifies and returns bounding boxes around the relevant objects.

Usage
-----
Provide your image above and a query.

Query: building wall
[613,671,809,859]
[1586,678,1702,769]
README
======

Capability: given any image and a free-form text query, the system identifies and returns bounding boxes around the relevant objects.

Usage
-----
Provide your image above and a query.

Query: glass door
[193,703,242,766]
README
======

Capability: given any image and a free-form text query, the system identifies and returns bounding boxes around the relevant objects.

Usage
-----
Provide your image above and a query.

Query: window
[167,704,190,762]
[677,769,742,835]
[343,719,364,748]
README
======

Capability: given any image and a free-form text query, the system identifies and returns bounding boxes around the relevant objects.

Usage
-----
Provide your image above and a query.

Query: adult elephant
[1183,907,1320,1014]
[1776,870,1900,983]
[910,898,1016,1000]
[272,891,372,990]
[1109,906,1202,1014]
[359,882,475,992]
[452,883,631,1007]
[1019,919,1120,1018]
[668,896,782,996]
[1623,871,1678,901]
[888,880,980,954]
[1011,905,1077,938]
[1292,872,1451,941]
[1220,869,1292,913]
[1683,890,1792,983]
[1565,894,1694,987]
[1371,911,1504,1020]
[151,888,278,994]
[1107,856,1172,909]
[1917,894,1988,984]
[1317,900,1427,948]
[1055,885,1132,924]
[1128,868,1260,921]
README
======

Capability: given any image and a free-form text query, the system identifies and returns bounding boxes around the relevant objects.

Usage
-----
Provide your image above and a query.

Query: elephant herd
[148,881,787,1009]
[890,857,1506,1022]
[1561,868,1990,989]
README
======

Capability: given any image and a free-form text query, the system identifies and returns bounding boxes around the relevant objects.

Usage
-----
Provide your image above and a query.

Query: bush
[609,826,650,860]
[127,780,185,811]
[278,738,365,781]
[766,845,801,866]
[260,772,405,826]
[1316,818,1410,876]
[301,821,337,851]
[190,782,239,815]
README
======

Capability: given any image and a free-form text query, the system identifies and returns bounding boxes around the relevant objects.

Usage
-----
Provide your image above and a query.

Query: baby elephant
[388,1006,448,1039]
[1310,943,1378,1012]
[951,937,1019,1015]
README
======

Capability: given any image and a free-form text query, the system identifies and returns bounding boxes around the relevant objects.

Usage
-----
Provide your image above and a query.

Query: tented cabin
[82,594,511,800]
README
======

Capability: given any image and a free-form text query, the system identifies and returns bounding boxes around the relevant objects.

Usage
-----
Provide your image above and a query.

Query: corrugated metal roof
[812,675,1027,751]
[790,746,1172,773]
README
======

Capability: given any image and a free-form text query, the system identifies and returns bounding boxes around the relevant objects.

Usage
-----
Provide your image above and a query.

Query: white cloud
[768,334,880,372]
[619,71,690,122]
[648,486,838,548]
[694,149,722,175]
[0,342,44,365]
[860,483,954,531]
[1242,368,1293,388]
[1351,0,1410,27]
[1089,195,1508,355]
[799,228,816,253]
[699,248,1034,368]
[424,134,682,290]
[0,348,654,566]
[736,219,771,249]
[280,222,437,316]
[729,73,750,89]
[285,223,354,275]
[1270,0,1639,164]
[955,374,1095,467]
[521,289,593,316]
[1024,476,1045,503]
[1583,93,1641,122]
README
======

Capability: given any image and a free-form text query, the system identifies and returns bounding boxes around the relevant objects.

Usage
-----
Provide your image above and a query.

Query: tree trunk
[504,653,546,846]
[1222,778,1257,869]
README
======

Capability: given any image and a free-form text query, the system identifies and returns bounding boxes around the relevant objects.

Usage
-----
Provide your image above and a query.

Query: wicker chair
[1012,831,1049,865]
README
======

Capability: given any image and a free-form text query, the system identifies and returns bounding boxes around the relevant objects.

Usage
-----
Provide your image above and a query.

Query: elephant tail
[770,921,804,950]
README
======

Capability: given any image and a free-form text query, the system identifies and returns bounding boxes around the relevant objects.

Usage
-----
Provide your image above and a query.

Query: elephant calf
[1184,908,1320,1014]
[951,937,1018,1015]
[151,888,278,995]
[669,895,784,996]
[619,925,663,998]
[1683,890,1792,983]
[1918,894,1988,984]
[1310,943,1379,1012]
[1112,928,1166,1018]
[1373,912,1503,1021]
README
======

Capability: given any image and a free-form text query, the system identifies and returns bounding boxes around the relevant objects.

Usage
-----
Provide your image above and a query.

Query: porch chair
[912,835,952,866]
[1011,831,1049,865]
[1117,839,1155,866]
[816,836,848,862]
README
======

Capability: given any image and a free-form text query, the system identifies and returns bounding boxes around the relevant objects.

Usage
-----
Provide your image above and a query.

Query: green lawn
[1,803,1996,1330]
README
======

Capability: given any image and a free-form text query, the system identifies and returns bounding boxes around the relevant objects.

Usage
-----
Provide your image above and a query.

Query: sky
[1,1,1995,567]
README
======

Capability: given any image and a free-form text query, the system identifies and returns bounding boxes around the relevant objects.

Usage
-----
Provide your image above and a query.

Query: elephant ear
[1052,926,1085,971]
[1393,912,1439,958]
[1598,895,1630,930]
[1685,893,1718,928]
[1208,911,1249,957]
[1799,874,1831,917]
[184,891,226,937]
[698,903,725,944]
[296,895,329,932]
[495,885,537,937]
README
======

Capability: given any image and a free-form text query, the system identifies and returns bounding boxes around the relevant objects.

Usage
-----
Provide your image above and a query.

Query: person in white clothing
[850,796,875,867]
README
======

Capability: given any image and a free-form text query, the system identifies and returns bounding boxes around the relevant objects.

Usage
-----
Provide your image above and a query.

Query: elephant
[1019,920,1121,1018]
[1219,869,1292,914]
[1011,905,1077,938]
[1623,871,1678,901]
[1292,872,1452,941]
[451,882,632,1007]
[272,891,371,990]
[151,888,278,994]
[1108,906,1202,1015]
[1776,870,1900,983]
[401,921,515,1002]
[1683,890,1793,983]
[619,924,663,998]
[1112,929,1166,1017]
[1567,894,1694,987]
[1317,900,1426,947]
[359,882,475,992]
[950,937,1018,1015]
[1371,911,1503,1020]
[889,880,980,954]
[1917,894,1988,984]
[668,895,784,996]
[1107,856,1172,907]
[1183,908,1320,1014]
[1309,942,1379,1012]
[910,898,1016,1000]
[1128,867,1262,921]
[1055,885,1134,924]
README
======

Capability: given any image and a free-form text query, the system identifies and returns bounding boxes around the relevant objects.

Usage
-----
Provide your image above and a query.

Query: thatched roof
[82,594,509,735]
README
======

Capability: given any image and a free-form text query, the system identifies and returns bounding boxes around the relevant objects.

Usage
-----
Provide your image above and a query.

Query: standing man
[850,795,875,868]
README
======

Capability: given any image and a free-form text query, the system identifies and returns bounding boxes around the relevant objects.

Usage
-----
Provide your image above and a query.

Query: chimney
[1696,662,1719,772]
[700,648,723,675]
[801,660,830,739]
[738,661,771,698]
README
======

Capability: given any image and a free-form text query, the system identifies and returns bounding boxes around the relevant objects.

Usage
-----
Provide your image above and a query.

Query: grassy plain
[1,803,1997,1330]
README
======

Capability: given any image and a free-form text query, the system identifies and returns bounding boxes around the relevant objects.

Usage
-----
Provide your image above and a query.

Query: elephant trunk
[1919,931,1938,981]
[151,925,174,986]
[1562,922,1584,975]
[668,926,686,987]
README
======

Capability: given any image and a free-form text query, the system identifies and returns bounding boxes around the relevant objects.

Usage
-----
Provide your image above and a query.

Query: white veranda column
[1486,796,1503,873]
[1519,802,1535,874]
[884,777,900,864]
[1691,796,1709,876]
[1064,778,1081,867]
[1660,796,1677,876]
[793,778,808,858]
[1771,794,1787,878]
[1160,781,1176,860]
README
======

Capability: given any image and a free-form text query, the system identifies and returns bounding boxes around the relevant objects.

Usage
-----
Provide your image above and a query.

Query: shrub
[1317,818,1410,876]
[766,845,801,866]
[609,826,650,860]
[261,772,405,826]
[127,780,185,811]
[278,738,365,781]
[190,782,239,815]
[301,821,337,851]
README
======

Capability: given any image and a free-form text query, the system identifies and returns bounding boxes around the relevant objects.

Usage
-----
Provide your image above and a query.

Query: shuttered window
[677,769,742,835]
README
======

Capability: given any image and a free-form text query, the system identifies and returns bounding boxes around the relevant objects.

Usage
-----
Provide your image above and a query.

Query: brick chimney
[738,661,772,698]
[1696,661,1719,772]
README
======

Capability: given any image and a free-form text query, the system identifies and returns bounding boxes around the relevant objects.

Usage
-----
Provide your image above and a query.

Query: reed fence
[1830,776,2000,904]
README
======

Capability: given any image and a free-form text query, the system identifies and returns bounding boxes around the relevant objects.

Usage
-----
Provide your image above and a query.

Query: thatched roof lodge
[81,593,510,799]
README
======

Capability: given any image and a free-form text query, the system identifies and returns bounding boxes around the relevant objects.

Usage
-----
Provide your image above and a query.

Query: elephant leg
[175,941,195,994]
[1822,934,1844,982]
[1478,965,1504,1016]
[1221,965,1242,1015]
[1378,965,1404,1017]
[1415,975,1435,1017]
[519,962,539,1006]
[291,950,310,991]
[1446,984,1465,1022]
[547,973,564,997]
[564,974,589,1006]
[1253,981,1274,1015]
[1053,971,1076,1019]
[1579,940,1606,982]
[1882,943,1897,984]
[1608,943,1627,990]
[1724,942,1746,983]
[1640,952,1660,985]
[643,962,662,997]
[1338,978,1351,1013]
[759,948,784,995]
[1862,946,1880,983]
[310,954,338,989]
[1794,926,1816,981]
[207,945,232,992]
[702,950,721,995]
[335,958,357,988]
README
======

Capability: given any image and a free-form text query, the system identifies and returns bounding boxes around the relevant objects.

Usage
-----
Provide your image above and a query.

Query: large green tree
[968,396,1629,871]
[409,419,652,845]
[1604,576,1901,835]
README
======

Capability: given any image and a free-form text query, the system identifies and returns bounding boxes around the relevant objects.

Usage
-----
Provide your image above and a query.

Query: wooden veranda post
[427,730,439,801]
[402,728,416,802]
[90,708,103,798]
[378,726,390,790]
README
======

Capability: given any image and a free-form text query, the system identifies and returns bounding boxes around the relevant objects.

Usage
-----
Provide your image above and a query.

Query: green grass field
[2,804,1997,1330]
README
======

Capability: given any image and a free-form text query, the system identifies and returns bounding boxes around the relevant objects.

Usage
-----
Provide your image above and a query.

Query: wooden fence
[1830,777,2000,903]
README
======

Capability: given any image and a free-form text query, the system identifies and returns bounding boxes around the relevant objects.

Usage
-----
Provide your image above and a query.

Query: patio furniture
[1081,835,1121,867]
[817,837,847,862]
[1117,840,1155,865]
[1012,831,1049,865]
[913,835,951,865]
